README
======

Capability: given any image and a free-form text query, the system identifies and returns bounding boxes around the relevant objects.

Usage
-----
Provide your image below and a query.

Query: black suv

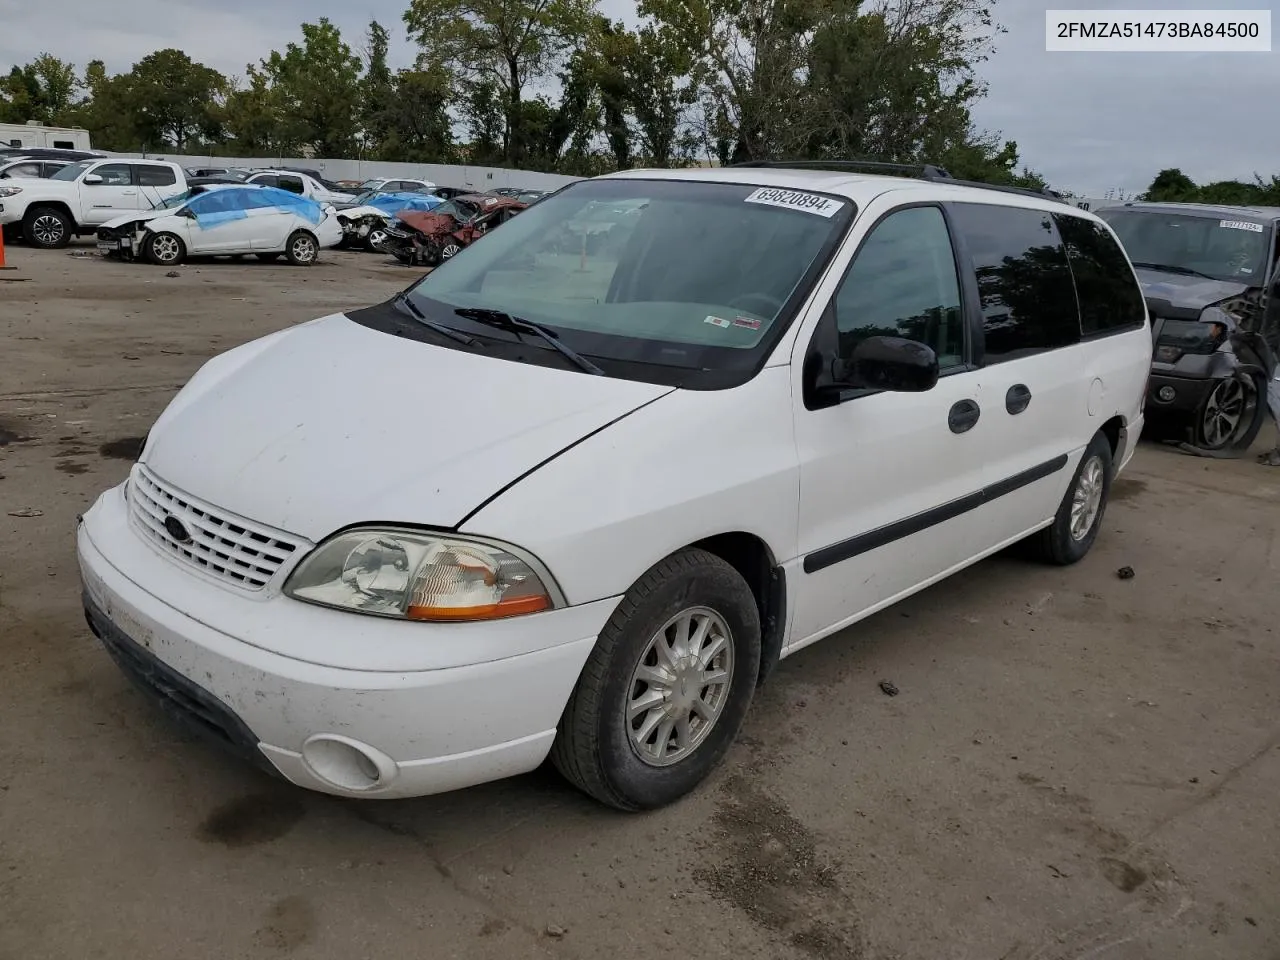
[1095,202,1280,451]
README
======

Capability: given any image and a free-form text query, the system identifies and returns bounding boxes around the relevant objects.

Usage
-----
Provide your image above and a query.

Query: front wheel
[551,548,760,810]
[24,206,73,248]
[1195,372,1265,451]
[285,231,318,266]
[364,227,388,252]
[1030,431,1113,565]
[145,231,186,266]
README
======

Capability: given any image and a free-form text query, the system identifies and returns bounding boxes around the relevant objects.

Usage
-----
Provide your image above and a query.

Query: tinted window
[136,165,177,186]
[250,173,278,188]
[1053,214,1146,336]
[950,203,1079,364]
[832,206,966,369]
[277,175,304,195]
[90,163,134,186]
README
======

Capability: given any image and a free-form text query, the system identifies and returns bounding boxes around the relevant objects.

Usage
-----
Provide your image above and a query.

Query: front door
[77,162,140,225]
[790,202,993,648]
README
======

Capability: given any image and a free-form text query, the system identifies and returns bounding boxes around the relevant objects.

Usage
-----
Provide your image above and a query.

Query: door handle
[1005,383,1032,414]
[948,399,981,434]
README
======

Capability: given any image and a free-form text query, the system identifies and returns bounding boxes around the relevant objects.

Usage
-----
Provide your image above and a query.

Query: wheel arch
[687,532,787,685]
[25,200,76,225]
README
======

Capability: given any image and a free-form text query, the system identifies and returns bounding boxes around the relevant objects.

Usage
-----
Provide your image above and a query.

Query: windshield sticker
[704,315,732,328]
[1220,219,1264,232]
[744,187,844,218]
[732,316,762,330]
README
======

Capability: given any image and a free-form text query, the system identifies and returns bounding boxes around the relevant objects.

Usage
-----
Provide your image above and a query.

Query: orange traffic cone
[0,227,14,271]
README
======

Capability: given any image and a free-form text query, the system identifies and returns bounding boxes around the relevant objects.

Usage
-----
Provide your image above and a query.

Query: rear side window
[250,173,278,188]
[136,165,177,186]
[1054,214,1146,336]
[278,175,304,195]
[950,203,1080,364]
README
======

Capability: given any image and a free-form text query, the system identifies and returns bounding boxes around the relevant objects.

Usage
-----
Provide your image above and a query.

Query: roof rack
[728,158,1066,203]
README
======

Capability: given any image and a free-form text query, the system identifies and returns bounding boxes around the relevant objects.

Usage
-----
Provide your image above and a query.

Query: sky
[1,0,1277,195]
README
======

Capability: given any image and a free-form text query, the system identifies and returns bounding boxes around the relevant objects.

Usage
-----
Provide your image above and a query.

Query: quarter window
[950,203,1080,364]
[1053,214,1146,336]
[832,206,966,369]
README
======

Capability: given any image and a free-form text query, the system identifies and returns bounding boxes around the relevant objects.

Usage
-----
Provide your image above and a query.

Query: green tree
[123,49,227,151]
[379,68,455,162]
[1142,168,1198,201]
[360,21,395,156]
[66,60,138,150]
[403,0,598,165]
[256,19,363,156]
[1,55,80,125]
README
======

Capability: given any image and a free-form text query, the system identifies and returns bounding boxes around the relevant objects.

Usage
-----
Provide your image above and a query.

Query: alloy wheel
[151,235,181,263]
[31,214,65,246]
[1200,377,1247,449]
[1069,454,1105,541]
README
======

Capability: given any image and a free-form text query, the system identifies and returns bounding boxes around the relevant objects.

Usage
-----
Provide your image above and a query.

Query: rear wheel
[440,241,461,260]
[1029,431,1113,565]
[551,548,760,810]
[285,230,318,266]
[145,231,186,266]
[24,206,72,249]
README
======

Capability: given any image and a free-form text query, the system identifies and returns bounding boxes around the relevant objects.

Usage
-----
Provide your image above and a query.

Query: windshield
[52,160,92,181]
[359,179,384,191]
[404,178,853,386]
[158,189,196,209]
[1097,209,1271,283]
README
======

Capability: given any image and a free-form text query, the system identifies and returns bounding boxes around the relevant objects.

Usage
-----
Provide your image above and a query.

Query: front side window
[832,205,966,370]
[400,178,854,387]
[1096,209,1269,284]
[89,163,134,186]
[1054,214,1146,336]
[949,202,1080,364]
[136,165,177,186]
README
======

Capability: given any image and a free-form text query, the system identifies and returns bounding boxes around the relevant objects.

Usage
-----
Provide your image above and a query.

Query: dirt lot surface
[2,243,1279,960]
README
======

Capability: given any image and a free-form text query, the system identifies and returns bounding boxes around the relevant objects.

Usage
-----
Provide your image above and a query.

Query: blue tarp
[365,192,443,215]
[184,186,326,229]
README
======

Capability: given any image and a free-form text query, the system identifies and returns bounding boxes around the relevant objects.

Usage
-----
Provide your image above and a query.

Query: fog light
[1157,386,1176,403]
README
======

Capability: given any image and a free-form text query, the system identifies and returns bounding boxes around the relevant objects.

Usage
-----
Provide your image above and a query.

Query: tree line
[0,0,1045,186]
[1142,168,1280,206]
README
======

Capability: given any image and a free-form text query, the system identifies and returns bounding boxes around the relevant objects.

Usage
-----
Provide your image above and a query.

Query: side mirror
[834,336,940,393]
[82,173,103,185]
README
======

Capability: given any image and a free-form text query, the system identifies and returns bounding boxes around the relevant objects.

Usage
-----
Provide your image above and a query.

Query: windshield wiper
[1130,261,1220,282]
[454,308,605,375]
[391,292,477,345]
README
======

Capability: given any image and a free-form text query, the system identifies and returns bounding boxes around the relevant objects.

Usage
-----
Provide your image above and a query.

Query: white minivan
[77,165,1151,809]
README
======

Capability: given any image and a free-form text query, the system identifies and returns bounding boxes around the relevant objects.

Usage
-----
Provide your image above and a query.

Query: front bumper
[76,483,616,799]
[1145,372,1216,416]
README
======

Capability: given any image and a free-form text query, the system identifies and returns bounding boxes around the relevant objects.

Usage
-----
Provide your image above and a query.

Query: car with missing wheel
[95,184,342,266]
[77,162,1150,809]
[1093,202,1280,452]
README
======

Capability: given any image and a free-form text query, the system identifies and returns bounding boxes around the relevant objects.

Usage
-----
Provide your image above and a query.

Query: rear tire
[145,231,186,266]
[23,206,73,249]
[551,548,760,810]
[1030,431,1113,565]
[285,230,318,266]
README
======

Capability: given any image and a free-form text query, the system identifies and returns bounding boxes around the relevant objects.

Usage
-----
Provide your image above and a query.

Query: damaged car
[1095,202,1280,452]
[96,184,343,266]
[334,191,444,252]
[380,193,528,266]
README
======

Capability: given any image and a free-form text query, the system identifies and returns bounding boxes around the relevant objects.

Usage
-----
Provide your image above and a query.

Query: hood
[143,314,673,540]
[396,211,458,236]
[1133,267,1250,315]
[335,204,390,221]
[100,208,170,230]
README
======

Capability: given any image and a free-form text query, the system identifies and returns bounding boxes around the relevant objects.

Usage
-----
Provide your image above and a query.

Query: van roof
[1095,200,1280,221]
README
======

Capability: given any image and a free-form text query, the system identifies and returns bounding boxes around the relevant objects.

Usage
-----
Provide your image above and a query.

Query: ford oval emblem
[164,515,193,544]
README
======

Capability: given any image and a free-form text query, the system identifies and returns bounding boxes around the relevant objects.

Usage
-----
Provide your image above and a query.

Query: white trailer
[0,121,92,151]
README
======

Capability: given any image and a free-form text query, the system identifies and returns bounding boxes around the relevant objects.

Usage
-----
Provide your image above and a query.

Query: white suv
[77,163,1150,809]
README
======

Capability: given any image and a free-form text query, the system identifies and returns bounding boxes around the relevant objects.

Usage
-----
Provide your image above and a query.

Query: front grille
[129,465,307,591]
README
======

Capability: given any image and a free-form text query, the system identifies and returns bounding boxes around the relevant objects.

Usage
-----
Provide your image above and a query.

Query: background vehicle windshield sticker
[704,315,732,328]
[744,188,844,218]
[1220,220,1264,232]
[733,316,762,330]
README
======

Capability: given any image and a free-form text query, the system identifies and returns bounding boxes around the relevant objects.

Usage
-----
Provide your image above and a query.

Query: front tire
[285,230,318,266]
[1031,431,1113,565]
[145,231,186,266]
[364,227,388,252]
[24,206,73,249]
[551,548,760,810]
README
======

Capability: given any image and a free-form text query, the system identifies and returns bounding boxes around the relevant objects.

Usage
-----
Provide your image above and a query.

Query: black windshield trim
[394,178,856,389]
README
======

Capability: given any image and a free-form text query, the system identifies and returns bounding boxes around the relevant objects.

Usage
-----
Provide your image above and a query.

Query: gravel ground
[1,242,1278,960]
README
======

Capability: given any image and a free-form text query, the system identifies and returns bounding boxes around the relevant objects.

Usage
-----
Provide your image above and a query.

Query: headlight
[0,186,22,198]
[283,528,561,621]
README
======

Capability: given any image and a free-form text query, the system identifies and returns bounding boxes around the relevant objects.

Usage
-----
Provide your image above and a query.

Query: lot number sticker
[1220,219,1264,232]
[745,188,844,218]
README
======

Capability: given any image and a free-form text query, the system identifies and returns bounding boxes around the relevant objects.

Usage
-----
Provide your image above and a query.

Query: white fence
[105,152,583,192]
